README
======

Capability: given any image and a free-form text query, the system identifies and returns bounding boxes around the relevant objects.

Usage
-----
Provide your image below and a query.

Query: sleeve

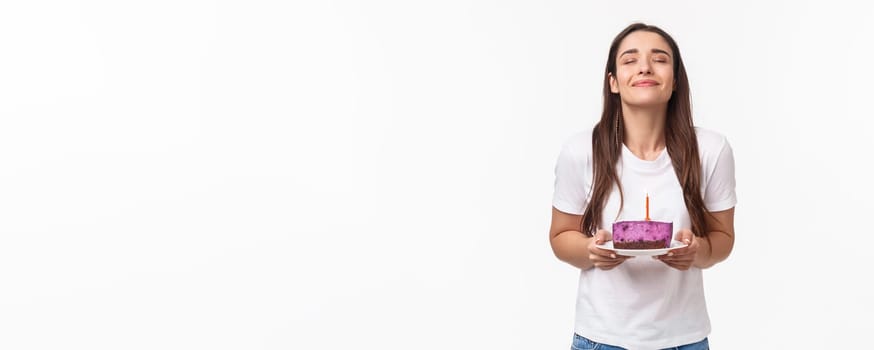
[552,140,590,215]
[703,137,737,212]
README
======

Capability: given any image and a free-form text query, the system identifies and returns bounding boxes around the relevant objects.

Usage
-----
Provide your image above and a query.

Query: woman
[550,23,736,350]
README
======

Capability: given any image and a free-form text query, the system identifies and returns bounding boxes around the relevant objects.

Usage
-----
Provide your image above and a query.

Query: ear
[608,73,619,94]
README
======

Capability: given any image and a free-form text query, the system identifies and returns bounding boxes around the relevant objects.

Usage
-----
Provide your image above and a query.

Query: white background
[1,1,872,349]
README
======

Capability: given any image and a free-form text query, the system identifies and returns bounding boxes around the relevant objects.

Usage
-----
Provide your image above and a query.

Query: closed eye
[653,55,670,63]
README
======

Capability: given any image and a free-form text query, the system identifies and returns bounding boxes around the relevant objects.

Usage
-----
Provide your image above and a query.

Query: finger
[589,246,618,259]
[657,256,694,265]
[663,263,691,271]
[655,258,691,270]
[593,256,629,268]
[597,258,629,270]
[665,248,695,257]
[599,264,620,270]
[665,241,697,256]
[594,254,631,265]
[658,257,693,265]
[593,229,612,244]
[674,228,694,243]
[589,250,615,261]
[659,251,693,258]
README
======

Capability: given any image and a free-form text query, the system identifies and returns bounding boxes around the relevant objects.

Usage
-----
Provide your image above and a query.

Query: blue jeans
[571,333,709,350]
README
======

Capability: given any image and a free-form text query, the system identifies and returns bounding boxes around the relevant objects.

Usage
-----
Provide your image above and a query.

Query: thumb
[593,229,612,245]
[675,228,694,245]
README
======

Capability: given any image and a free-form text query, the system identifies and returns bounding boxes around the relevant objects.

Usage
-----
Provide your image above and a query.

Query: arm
[692,134,737,269]
[694,207,735,269]
[549,207,630,271]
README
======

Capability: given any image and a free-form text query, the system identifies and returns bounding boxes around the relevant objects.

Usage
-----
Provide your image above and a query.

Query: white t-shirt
[552,127,736,350]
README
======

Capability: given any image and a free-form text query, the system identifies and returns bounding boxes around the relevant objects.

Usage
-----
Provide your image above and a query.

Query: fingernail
[684,239,691,244]
[610,254,616,259]
[667,252,674,257]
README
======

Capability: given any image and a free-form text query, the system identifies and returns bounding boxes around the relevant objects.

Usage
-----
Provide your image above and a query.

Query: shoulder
[694,127,729,151]
[694,127,735,181]
[694,126,731,159]
[559,130,593,157]
[555,130,593,173]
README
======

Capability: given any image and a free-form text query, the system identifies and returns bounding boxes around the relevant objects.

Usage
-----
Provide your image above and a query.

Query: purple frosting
[612,220,673,247]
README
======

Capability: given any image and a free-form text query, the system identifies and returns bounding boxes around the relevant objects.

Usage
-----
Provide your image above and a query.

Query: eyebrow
[619,48,672,58]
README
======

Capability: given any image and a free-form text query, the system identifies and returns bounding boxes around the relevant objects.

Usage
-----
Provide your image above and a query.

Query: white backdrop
[1,1,872,349]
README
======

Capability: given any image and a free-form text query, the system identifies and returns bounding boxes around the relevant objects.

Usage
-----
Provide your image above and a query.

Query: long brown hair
[581,23,710,238]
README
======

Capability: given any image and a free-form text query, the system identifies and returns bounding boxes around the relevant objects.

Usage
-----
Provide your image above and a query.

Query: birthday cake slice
[612,220,673,249]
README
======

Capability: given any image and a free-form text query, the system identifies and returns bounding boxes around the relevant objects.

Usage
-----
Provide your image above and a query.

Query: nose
[638,60,652,75]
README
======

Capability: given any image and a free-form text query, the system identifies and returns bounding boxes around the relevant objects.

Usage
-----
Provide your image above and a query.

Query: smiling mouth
[632,81,659,87]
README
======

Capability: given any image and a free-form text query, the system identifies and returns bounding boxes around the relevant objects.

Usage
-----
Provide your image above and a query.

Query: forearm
[694,230,734,269]
[550,230,596,270]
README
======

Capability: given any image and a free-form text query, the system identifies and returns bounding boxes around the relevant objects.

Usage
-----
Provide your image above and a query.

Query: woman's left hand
[655,228,698,270]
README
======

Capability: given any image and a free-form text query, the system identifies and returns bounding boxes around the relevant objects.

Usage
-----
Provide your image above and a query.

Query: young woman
[550,23,736,350]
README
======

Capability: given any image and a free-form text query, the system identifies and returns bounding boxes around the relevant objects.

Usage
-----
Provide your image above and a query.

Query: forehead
[616,31,672,56]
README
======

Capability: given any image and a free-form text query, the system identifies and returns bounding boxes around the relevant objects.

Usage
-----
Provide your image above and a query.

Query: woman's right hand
[587,229,632,270]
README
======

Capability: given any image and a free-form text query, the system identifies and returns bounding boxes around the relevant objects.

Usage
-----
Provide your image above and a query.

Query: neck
[621,103,667,161]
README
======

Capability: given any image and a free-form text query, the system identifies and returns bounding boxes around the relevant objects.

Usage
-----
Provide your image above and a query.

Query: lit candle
[645,192,650,221]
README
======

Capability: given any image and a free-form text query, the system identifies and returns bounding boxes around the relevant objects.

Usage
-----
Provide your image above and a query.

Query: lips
[632,79,659,87]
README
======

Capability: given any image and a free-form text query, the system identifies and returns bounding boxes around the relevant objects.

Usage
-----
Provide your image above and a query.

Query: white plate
[595,240,688,257]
